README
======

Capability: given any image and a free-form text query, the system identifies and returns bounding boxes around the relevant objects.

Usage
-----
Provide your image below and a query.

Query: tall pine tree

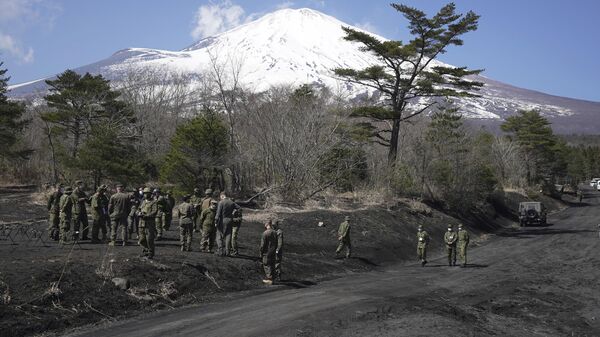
[0,62,31,160]
[334,3,482,165]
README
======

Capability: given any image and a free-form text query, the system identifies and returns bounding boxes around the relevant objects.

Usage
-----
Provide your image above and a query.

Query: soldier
[139,187,158,259]
[260,220,278,285]
[416,225,430,267]
[190,188,203,233]
[177,195,195,251]
[90,186,109,243]
[577,189,584,203]
[71,180,90,241]
[108,184,132,246]
[46,184,63,241]
[444,224,458,266]
[457,224,470,267]
[58,187,73,244]
[335,216,352,259]
[200,189,214,212]
[215,191,241,256]
[163,190,175,231]
[128,189,142,239]
[153,188,166,240]
[273,220,284,282]
[230,200,243,256]
[200,200,217,252]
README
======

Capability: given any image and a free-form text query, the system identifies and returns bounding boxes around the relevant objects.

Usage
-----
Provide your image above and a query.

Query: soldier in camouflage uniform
[335,216,352,259]
[189,188,203,233]
[457,224,470,267]
[260,220,278,285]
[153,189,167,240]
[46,184,63,241]
[71,180,90,241]
[200,200,217,252]
[139,187,159,259]
[58,187,73,244]
[230,200,243,256]
[273,220,284,282]
[128,189,142,239]
[90,186,109,243]
[416,225,430,267]
[444,224,458,266]
[163,190,175,232]
[177,195,195,251]
[108,184,132,246]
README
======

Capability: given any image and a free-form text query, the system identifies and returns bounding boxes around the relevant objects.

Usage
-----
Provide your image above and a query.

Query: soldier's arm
[47,194,54,211]
[215,202,223,222]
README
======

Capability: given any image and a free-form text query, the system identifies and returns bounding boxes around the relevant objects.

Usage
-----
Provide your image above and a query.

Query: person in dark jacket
[214,191,240,256]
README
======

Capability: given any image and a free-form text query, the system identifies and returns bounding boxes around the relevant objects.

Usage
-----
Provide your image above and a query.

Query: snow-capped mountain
[8,8,600,133]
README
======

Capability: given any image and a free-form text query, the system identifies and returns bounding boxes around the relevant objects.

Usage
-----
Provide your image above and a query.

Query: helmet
[143,187,152,194]
[205,189,213,195]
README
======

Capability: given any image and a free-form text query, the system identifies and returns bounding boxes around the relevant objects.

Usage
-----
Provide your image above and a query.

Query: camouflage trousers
[139,219,156,257]
[91,214,108,241]
[59,213,71,243]
[72,212,89,240]
[262,253,276,280]
[446,244,457,265]
[128,207,139,236]
[336,238,351,258]
[417,243,427,262]
[231,224,241,255]
[155,214,164,238]
[458,243,468,265]
[47,211,60,240]
[110,216,129,244]
[179,222,193,251]
[200,224,215,252]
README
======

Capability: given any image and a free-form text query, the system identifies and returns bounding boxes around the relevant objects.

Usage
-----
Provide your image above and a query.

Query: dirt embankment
[0,188,562,337]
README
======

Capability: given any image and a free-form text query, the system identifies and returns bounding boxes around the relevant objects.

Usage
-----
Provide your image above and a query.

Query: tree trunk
[387,118,401,165]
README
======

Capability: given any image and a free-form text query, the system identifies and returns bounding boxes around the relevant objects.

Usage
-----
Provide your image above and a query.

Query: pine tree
[334,3,482,165]
[0,62,31,160]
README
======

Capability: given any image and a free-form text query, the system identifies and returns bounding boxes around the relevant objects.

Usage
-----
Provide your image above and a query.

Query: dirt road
[66,190,600,337]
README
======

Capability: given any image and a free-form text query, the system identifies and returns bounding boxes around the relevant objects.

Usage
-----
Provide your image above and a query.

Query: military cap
[344,216,350,221]
[447,224,453,228]
[205,188,213,195]
[458,223,463,228]
[115,183,123,188]
[100,184,108,190]
[64,187,73,193]
[143,187,152,193]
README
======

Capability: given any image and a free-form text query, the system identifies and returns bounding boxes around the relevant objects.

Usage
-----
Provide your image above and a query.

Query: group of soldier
[47,181,471,285]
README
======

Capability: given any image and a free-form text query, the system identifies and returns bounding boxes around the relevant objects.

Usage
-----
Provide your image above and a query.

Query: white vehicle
[591,178,600,187]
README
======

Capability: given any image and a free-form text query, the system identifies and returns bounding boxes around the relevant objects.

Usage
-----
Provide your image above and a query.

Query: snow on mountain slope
[8,8,600,131]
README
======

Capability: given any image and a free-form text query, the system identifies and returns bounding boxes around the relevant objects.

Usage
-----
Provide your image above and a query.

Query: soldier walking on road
[139,187,158,259]
[47,184,63,241]
[273,220,284,282]
[90,186,109,243]
[200,200,217,252]
[416,225,430,267]
[71,180,90,241]
[260,220,278,285]
[177,195,195,252]
[335,216,352,259]
[215,192,241,257]
[457,224,470,267]
[58,187,73,244]
[444,224,458,266]
[108,184,132,246]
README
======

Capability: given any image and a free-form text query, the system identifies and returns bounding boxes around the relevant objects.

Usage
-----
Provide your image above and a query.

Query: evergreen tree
[0,62,31,160]
[334,3,482,165]
[160,110,229,192]
[41,70,134,158]
[501,110,561,184]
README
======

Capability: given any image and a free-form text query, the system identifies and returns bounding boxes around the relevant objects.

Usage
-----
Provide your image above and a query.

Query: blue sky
[1,0,598,101]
